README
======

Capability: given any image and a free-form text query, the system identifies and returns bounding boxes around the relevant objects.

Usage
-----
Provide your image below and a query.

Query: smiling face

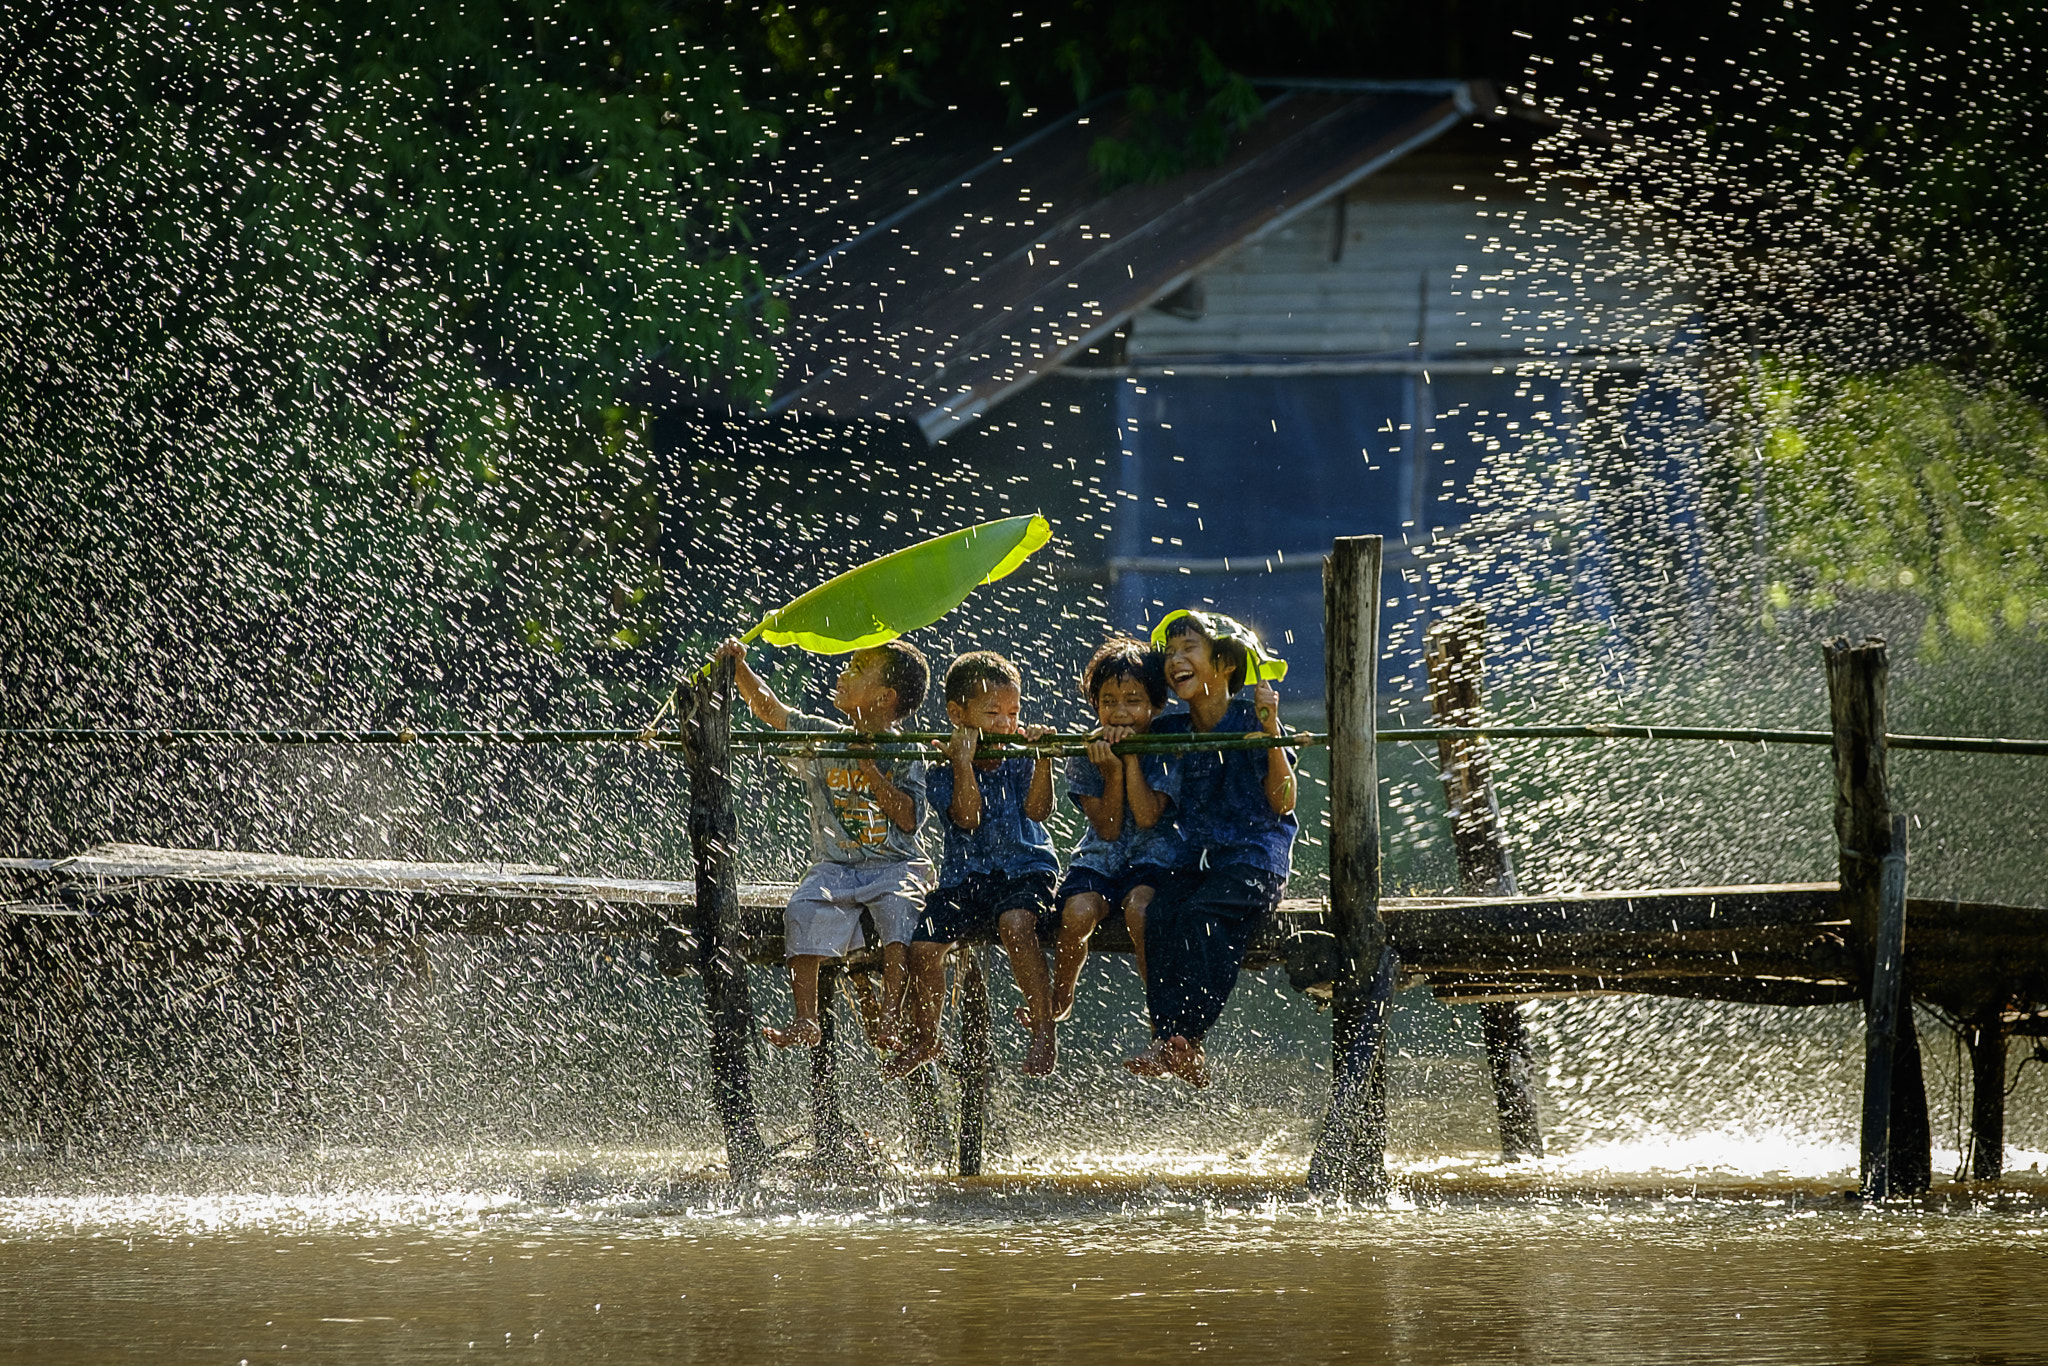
[1092,673,1159,733]
[947,681,1023,737]
[832,649,900,725]
[1162,630,1231,704]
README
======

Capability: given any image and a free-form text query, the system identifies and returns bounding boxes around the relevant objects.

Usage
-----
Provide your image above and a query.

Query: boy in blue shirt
[717,636,932,1053]
[886,651,1063,1078]
[1047,637,1181,1030]
[1124,610,1297,1089]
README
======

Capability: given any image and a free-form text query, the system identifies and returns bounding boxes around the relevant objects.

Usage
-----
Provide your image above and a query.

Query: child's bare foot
[1161,1034,1211,1088]
[867,1009,903,1053]
[1123,1039,1173,1078]
[882,1035,943,1080]
[764,1017,823,1049]
[1022,1027,1058,1077]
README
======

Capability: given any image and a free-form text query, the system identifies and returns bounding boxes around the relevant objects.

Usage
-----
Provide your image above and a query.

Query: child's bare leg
[766,955,826,1048]
[876,941,909,1049]
[999,907,1058,1076]
[1124,885,1156,988]
[1046,893,1108,1024]
[1118,887,1166,1078]
[845,969,888,1048]
[883,941,949,1078]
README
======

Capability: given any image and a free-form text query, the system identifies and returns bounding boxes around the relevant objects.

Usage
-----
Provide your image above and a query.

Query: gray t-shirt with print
[782,711,928,865]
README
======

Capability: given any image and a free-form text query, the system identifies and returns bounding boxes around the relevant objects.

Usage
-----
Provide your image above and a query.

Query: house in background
[718,80,1712,708]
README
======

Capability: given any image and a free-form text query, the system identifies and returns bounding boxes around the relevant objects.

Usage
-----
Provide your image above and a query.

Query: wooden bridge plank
[9,845,2045,1019]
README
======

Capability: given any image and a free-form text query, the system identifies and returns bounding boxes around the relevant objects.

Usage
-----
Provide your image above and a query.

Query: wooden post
[1966,1010,2006,1182]
[1309,945,1398,1193]
[1423,609,1544,1162]
[1825,637,1930,1196]
[279,969,315,1145]
[8,916,98,1159]
[1308,535,1393,1198]
[1859,814,1910,1199]
[806,964,878,1176]
[847,968,952,1163]
[956,946,994,1178]
[681,656,768,1187]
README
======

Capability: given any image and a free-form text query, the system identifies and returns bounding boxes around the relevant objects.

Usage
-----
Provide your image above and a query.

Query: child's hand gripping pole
[641,623,766,741]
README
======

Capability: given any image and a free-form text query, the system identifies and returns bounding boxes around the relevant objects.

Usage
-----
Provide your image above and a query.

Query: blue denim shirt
[1151,695,1298,879]
[927,755,1060,887]
[1063,751,1183,877]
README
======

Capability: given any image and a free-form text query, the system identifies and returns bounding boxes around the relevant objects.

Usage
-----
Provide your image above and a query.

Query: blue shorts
[1056,865,1169,910]
[914,869,1059,943]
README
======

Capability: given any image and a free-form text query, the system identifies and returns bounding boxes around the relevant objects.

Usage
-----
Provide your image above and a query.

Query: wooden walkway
[5,548,2045,1196]
[9,843,2043,1030]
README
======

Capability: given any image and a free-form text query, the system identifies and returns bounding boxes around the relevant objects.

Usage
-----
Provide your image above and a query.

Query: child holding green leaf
[717,637,933,1052]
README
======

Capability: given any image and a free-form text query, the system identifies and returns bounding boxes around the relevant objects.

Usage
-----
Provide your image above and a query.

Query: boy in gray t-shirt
[717,636,932,1050]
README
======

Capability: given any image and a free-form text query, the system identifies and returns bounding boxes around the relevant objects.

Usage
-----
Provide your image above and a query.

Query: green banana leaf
[1151,607,1289,683]
[742,513,1053,653]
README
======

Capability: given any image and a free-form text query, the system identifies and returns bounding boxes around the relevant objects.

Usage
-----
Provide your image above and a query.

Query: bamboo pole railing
[2,725,2047,757]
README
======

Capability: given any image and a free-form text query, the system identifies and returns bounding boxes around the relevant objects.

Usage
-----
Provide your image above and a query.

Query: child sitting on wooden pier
[887,651,1063,1078]
[1125,610,1296,1089]
[1046,637,1181,1033]
[717,637,932,1051]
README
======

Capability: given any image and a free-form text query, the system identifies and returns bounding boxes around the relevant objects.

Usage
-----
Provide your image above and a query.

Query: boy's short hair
[944,650,1022,707]
[871,640,930,720]
[1162,614,1250,694]
[1082,636,1168,709]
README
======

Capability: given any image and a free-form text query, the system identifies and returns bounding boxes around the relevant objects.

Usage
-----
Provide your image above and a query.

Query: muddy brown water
[3,1150,2043,1366]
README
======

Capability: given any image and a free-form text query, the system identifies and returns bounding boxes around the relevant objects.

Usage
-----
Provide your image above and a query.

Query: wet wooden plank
[14,846,2048,1018]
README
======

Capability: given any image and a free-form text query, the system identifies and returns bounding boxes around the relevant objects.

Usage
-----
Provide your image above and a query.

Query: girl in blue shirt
[1126,610,1297,1089]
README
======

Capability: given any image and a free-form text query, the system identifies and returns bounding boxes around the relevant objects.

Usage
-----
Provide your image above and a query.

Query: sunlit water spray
[4,5,2048,1359]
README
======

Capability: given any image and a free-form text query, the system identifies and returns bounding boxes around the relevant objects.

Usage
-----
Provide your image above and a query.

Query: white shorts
[783,859,933,959]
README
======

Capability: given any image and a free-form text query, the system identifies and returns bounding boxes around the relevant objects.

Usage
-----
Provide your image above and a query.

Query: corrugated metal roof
[766,85,1477,442]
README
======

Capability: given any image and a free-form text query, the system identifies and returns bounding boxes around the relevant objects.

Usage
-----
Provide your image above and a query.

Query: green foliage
[742,1,1383,186]
[1557,6,2048,404]
[0,0,789,719]
[1087,51,1264,188]
[1845,7,2048,399]
[1758,363,2048,651]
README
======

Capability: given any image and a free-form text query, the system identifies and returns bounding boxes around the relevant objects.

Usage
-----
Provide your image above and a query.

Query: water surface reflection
[3,1147,2042,1364]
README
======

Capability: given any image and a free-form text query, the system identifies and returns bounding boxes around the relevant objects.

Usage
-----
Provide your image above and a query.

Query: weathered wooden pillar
[681,656,768,1187]
[1825,637,1930,1196]
[1858,814,1910,1199]
[806,964,877,1176]
[1308,535,1394,1198]
[278,968,316,1145]
[956,946,994,1177]
[1966,1010,2006,1182]
[847,967,952,1162]
[1423,609,1544,1162]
